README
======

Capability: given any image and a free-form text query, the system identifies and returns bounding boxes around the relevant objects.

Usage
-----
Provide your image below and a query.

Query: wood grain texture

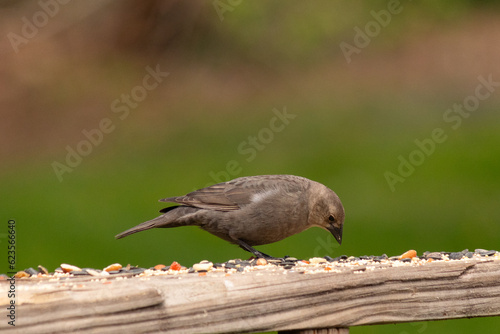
[1,257,500,333]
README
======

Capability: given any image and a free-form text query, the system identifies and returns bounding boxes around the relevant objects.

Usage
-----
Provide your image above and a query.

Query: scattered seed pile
[2,249,498,280]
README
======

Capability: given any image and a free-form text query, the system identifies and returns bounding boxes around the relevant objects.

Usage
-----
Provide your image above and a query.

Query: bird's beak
[328,224,343,245]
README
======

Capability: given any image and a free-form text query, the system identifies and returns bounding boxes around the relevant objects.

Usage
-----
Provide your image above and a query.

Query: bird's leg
[235,239,278,260]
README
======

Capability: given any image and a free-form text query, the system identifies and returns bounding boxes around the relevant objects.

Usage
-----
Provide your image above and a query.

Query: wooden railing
[1,256,499,333]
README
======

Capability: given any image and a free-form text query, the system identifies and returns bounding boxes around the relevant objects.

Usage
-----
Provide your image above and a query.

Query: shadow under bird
[115,174,345,258]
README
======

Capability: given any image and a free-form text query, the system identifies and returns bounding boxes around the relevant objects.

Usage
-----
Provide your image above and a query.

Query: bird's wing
[161,182,241,211]
[159,175,308,211]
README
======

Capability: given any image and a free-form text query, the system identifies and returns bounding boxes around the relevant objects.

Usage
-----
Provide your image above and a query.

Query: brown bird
[115,175,345,258]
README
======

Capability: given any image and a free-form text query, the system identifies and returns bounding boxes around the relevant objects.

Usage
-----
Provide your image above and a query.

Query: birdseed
[4,249,499,280]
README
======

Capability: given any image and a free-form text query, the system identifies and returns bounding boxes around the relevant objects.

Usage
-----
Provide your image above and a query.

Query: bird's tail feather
[115,218,160,239]
[115,206,195,239]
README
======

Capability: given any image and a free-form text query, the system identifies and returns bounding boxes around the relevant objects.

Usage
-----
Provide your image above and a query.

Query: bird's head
[308,184,345,245]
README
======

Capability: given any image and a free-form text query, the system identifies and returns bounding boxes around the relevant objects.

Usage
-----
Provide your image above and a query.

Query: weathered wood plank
[1,257,499,333]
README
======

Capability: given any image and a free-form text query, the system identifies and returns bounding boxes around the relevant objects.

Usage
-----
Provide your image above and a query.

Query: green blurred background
[1,0,499,332]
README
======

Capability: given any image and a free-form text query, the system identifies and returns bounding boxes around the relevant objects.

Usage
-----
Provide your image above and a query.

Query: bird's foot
[236,239,280,260]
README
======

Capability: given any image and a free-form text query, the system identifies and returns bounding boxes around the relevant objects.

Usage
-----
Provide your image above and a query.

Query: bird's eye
[328,215,335,222]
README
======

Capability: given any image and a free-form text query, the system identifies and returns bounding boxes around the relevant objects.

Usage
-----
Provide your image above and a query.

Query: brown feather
[159,175,308,211]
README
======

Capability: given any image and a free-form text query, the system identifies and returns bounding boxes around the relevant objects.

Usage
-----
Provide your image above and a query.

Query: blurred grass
[3,101,499,267]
